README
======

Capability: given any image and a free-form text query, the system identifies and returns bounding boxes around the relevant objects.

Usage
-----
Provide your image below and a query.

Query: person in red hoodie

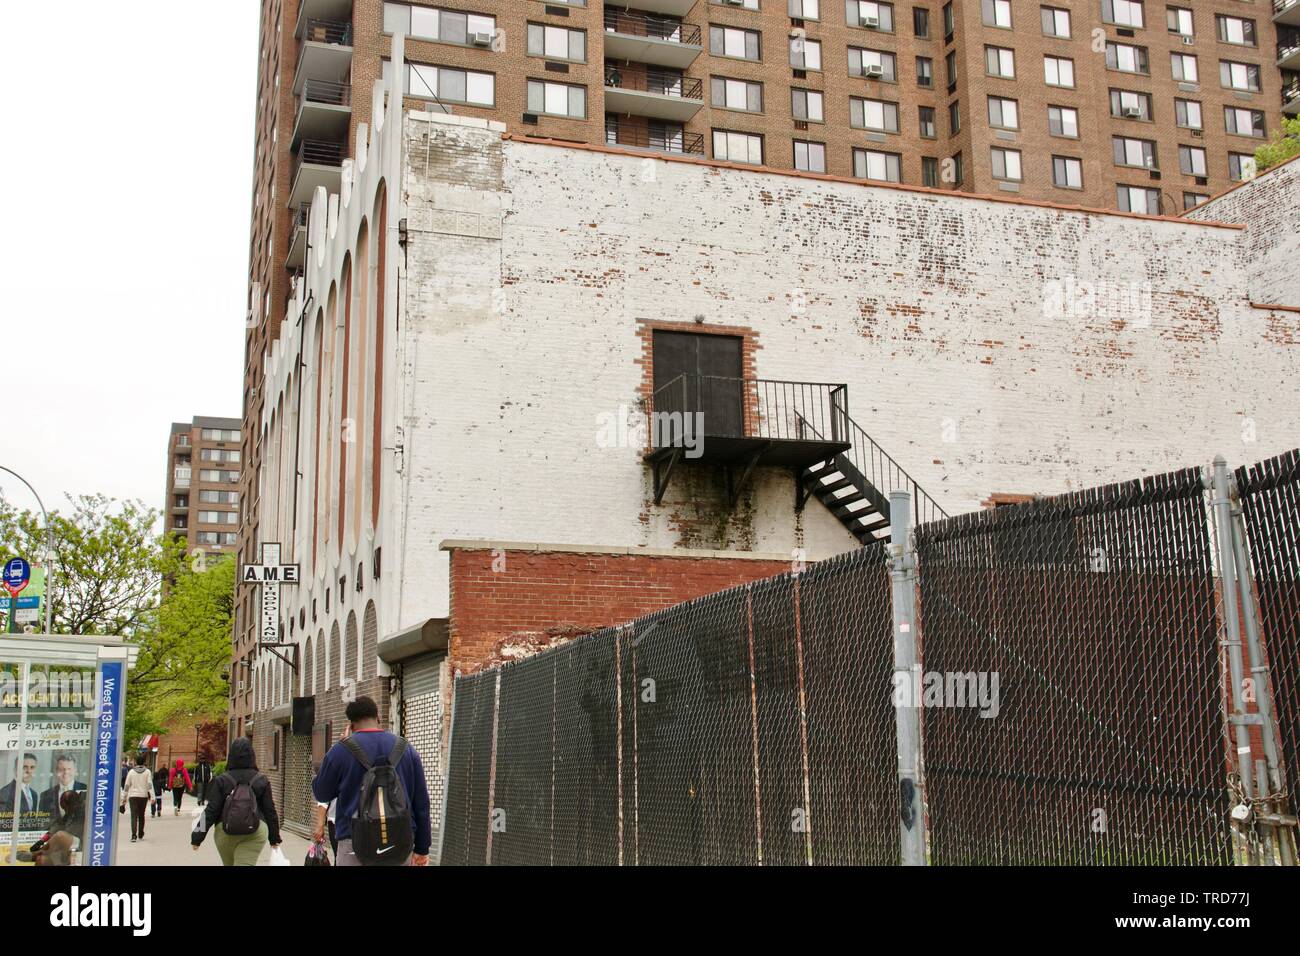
[168,759,192,816]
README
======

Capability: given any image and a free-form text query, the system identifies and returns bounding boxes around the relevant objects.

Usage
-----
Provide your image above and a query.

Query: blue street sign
[3,557,30,595]
[89,659,126,866]
[0,596,39,610]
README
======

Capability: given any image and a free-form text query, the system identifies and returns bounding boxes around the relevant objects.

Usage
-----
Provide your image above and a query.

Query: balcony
[604,67,703,121]
[1279,30,1300,70]
[294,18,353,95]
[287,203,311,269]
[296,0,353,29]
[1276,0,1300,27]
[292,79,352,148]
[605,117,705,155]
[174,468,192,489]
[645,375,851,504]
[604,10,702,69]
[289,139,347,208]
[618,0,699,14]
[1284,77,1300,114]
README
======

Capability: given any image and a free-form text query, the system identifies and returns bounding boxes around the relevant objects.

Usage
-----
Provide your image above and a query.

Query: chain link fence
[441,452,1299,866]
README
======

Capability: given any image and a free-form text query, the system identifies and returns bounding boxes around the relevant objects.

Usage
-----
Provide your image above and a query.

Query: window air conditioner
[470,32,493,46]
[1122,107,1141,118]
[1181,35,1194,45]
[863,15,880,28]
[864,64,884,78]
[723,0,745,5]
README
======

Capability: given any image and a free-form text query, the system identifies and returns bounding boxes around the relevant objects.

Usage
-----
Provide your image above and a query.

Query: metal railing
[301,17,353,45]
[1276,0,1300,16]
[604,121,704,154]
[1284,79,1300,104]
[296,139,347,168]
[293,203,311,229]
[650,374,849,445]
[605,67,702,100]
[798,408,948,527]
[604,9,702,45]
[300,78,351,108]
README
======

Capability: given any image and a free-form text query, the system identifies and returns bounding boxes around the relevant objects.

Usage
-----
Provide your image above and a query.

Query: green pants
[213,821,268,866]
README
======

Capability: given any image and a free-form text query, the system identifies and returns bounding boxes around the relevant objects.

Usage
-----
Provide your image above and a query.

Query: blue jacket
[311,730,432,855]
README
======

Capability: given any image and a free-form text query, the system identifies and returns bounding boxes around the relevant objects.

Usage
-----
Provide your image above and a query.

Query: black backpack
[343,737,414,866]
[219,775,260,836]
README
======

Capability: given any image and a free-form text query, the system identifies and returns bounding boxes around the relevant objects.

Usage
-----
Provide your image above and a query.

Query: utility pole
[890,490,927,866]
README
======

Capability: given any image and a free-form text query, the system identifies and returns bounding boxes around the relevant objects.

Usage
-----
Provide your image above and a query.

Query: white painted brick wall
[1185,158,1300,308]
[388,115,1300,628]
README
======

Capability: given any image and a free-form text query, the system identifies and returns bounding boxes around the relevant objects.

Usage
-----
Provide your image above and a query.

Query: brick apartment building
[231,32,1298,837]
[163,417,242,556]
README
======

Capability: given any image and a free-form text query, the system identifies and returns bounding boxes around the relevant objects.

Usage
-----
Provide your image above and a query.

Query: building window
[1216,16,1257,47]
[982,0,1012,28]
[792,88,825,121]
[943,1,954,37]
[1178,144,1207,175]
[948,99,961,134]
[1102,0,1144,29]
[406,63,496,106]
[849,47,897,81]
[526,24,586,62]
[1043,55,1073,87]
[986,46,1016,78]
[715,0,759,6]
[712,77,764,112]
[201,448,241,463]
[1110,89,1153,120]
[922,156,940,187]
[1220,61,1261,92]
[912,57,933,91]
[1113,136,1157,168]
[713,130,763,164]
[1117,185,1162,214]
[1225,107,1266,138]
[527,79,586,118]
[1171,53,1198,83]
[1166,7,1193,37]
[952,151,963,184]
[1175,99,1203,130]
[913,6,930,37]
[1229,153,1257,181]
[1041,6,1070,37]
[382,4,496,45]
[1106,42,1149,75]
[790,0,822,18]
[990,147,1022,181]
[1182,192,1208,210]
[1052,155,1083,189]
[850,96,901,132]
[791,36,823,69]
[200,428,240,442]
[710,25,761,60]
[919,105,937,137]
[1048,105,1079,137]
[853,148,903,182]
[987,95,1019,129]
[945,49,957,86]
[794,139,827,172]
[846,1,896,32]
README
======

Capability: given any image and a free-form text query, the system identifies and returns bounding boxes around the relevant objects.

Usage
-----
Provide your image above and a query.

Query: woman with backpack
[168,758,192,816]
[151,765,167,817]
[191,738,282,866]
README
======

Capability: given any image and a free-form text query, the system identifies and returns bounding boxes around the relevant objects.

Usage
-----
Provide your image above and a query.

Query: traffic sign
[3,558,30,598]
[14,607,37,625]
[0,596,39,610]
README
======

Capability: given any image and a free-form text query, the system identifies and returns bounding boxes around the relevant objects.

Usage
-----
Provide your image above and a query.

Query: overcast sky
[0,3,256,519]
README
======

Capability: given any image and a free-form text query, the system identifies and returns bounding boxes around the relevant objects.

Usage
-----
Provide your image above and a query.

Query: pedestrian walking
[194,759,213,806]
[311,696,431,866]
[151,765,167,817]
[168,758,192,816]
[191,737,282,866]
[119,754,154,843]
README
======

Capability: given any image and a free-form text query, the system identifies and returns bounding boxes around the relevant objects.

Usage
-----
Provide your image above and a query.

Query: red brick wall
[447,546,794,671]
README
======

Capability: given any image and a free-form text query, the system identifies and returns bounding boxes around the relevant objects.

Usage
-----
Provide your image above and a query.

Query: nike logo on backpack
[375,845,395,855]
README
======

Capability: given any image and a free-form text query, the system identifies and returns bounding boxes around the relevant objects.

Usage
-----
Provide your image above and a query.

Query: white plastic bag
[269,846,290,867]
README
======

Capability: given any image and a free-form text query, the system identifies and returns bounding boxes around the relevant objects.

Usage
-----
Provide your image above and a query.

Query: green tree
[1255,117,1300,173]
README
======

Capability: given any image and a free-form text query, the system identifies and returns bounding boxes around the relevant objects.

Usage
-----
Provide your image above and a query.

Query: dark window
[922,156,939,186]
[916,56,933,86]
[913,6,930,36]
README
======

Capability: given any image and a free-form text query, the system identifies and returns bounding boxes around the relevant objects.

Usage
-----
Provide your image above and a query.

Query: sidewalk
[117,792,312,867]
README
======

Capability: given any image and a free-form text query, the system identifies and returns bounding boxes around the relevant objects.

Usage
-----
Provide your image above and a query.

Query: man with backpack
[311,696,431,866]
[191,737,282,866]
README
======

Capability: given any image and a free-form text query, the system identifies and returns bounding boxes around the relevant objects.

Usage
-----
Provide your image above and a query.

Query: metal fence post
[1229,478,1297,866]
[1211,456,1263,864]
[890,490,927,866]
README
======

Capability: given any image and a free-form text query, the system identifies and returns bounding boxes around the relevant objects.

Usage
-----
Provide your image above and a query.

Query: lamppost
[194,723,201,765]
[0,465,55,635]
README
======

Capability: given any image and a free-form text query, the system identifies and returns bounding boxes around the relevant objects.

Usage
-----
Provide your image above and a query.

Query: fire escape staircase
[645,375,947,543]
